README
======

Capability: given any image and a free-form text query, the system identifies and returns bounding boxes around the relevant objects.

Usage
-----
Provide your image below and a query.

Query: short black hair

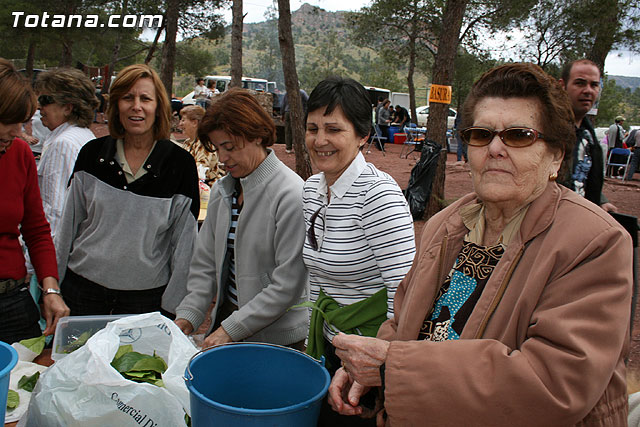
[306,76,372,139]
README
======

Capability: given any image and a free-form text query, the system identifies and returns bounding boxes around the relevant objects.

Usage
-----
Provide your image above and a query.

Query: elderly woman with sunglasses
[33,68,97,243]
[174,88,309,349]
[0,58,69,343]
[327,63,633,426]
[55,64,199,317]
[303,76,415,426]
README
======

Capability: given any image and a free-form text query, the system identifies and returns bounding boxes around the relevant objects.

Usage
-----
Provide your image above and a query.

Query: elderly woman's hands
[328,367,369,416]
[332,333,390,387]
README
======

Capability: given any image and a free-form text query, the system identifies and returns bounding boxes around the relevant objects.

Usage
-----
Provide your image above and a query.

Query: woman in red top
[0,58,69,343]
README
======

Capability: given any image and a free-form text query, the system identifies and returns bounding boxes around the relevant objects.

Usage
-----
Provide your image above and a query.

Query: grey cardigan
[175,149,309,345]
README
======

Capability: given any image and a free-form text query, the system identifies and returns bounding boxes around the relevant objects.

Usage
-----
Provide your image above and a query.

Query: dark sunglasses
[306,205,325,251]
[38,94,56,107]
[460,127,546,148]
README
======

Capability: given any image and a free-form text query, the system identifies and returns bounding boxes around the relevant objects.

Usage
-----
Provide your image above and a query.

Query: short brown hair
[561,59,601,84]
[461,62,575,157]
[0,58,36,124]
[35,67,99,128]
[198,88,276,151]
[107,64,171,140]
[180,104,206,122]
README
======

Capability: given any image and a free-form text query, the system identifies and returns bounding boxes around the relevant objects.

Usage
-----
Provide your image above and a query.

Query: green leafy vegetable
[18,372,40,392]
[19,335,46,355]
[113,344,133,360]
[6,389,19,410]
[59,330,94,354]
[289,301,338,333]
[111,346,167,387]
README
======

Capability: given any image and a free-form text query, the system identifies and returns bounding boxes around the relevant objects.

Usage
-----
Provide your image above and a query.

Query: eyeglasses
[306,205,325,251]
[38,94,55,107]
[460,127,546,148]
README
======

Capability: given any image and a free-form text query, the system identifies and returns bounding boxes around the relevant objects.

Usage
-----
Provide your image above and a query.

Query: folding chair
[365,125,387,156]
[606,148,632,181]
[400,127,424,159]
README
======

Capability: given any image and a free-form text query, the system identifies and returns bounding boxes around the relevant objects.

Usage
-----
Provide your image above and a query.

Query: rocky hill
[609,75,640,91]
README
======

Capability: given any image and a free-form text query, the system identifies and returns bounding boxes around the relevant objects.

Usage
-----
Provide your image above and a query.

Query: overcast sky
[230,0,640,78]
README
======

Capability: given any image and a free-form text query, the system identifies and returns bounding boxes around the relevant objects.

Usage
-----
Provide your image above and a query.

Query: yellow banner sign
[429,84,452,104]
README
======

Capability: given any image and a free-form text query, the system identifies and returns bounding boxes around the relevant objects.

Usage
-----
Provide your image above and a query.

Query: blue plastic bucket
[0,341,18,422]
[185,342,330,426]
[388,125,400,143]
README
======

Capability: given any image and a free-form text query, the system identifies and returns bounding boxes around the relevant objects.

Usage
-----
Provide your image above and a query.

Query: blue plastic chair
[607,148,632,181]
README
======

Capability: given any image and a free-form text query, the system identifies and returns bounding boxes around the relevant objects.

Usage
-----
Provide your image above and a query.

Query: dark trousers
[626,149,640,180]
[0,284,41,343]
[377,125,389,149]
[60,268,173,318]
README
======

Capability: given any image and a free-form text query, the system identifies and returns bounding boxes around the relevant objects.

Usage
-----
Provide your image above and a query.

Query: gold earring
[549,171,558,181]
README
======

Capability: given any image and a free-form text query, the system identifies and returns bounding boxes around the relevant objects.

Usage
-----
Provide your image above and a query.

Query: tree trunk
[230,0,244,89]
[407,34,417,124]
[424,0,468,220]
[60,40,73,67]
[59,0,76,67]
[106,0,129,91]
[160,0,180,99]
[25,40,36,81]
[277,0,312,180]
[586,0,621,70]
[145,23,166,65]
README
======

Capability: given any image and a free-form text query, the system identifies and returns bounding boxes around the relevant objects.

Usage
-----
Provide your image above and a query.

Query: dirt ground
[90,124,640,393]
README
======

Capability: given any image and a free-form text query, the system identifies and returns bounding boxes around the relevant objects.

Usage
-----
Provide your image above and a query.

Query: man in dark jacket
[558,59,617,212]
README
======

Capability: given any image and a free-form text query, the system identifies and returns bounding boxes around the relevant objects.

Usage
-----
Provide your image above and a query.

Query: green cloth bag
[305,287,388,361]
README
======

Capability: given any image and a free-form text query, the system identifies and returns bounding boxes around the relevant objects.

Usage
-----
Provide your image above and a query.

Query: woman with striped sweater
[303,76,415,426]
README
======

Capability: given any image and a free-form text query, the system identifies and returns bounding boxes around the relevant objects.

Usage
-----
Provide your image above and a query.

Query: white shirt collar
[314,151,366,201]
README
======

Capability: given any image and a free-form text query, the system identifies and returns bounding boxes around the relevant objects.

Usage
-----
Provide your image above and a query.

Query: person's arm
[174,201,219,334]
[40,276,69,335]
[53,152,89,285]
[163,153,200,316]
[348,223,632,425]
[19,143,70,333]
[361,180,416,317]
[38,134,83,240]
[220,179,308,342]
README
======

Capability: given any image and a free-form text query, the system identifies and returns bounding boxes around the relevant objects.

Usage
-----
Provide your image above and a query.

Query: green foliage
[6,389,19,410]
[175,42,216,76]
[19,335,46,355]
[595,77,640,126]
[18,372,40,393]
[111,345,168,387]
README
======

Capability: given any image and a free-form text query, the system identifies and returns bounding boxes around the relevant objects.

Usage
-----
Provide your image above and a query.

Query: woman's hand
[203,326,233,347]
[332,333,390,387]
[40,277,69,336]
[175,318,194,335]
[328,367,369,416]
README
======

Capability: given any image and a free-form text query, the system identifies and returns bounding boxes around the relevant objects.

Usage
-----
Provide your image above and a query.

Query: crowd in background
[0,58,636,425]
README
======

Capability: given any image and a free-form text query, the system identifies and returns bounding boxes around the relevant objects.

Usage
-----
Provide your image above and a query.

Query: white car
[415,105,457,129]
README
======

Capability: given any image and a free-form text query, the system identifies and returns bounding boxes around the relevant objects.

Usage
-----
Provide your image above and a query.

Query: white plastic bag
[20,312,197,427]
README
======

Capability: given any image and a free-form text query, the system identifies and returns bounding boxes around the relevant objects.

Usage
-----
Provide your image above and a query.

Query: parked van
[181,75,269,105]
[363,86,391,107]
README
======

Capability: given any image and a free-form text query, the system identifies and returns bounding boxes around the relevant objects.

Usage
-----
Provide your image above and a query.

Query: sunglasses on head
[38,94,55,107]
[460,127,546,148]
[306,205,325,251]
